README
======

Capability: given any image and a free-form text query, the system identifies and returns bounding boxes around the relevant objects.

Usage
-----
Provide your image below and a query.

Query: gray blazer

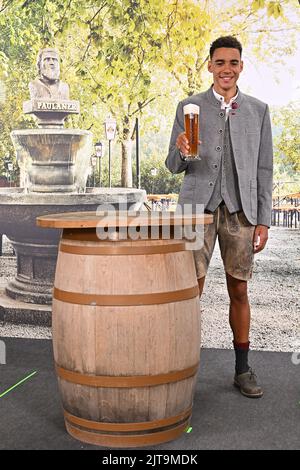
[165,87,273,227]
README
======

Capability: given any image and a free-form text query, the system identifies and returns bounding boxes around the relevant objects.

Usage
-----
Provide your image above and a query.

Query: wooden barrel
[52,226,201,448]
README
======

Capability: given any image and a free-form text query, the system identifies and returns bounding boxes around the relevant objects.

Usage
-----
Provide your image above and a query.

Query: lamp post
[7,162,13,187]
[90,155,97,187]
[94,141,103,187]
[4,156,13,187]
[104,116,117,188]
[150,167,158,196]
[131,117,140,188]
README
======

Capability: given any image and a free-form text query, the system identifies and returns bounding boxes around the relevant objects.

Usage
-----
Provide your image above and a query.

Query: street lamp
[104,116,117,188]
[4,157,13,187]
[90,155,97,187]
[94,141,103,187]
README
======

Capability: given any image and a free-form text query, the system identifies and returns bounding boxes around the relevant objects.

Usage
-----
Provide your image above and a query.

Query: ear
[240,60,244,72]
[208,60,212,73]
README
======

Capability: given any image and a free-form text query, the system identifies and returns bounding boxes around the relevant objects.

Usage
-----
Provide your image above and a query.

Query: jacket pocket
[179,174,196,204]
[246,127,260,134]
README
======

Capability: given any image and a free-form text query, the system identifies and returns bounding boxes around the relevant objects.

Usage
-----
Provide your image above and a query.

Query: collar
[205,85,243,109]
[212,87,239,109]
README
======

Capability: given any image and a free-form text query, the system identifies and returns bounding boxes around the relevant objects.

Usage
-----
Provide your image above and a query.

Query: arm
[257,104,273,227]
[165,101,188,174]
[253,104,273,253]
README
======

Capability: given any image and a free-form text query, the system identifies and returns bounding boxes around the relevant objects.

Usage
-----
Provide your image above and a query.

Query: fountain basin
[0,187,146,304]
[11,129,92,193]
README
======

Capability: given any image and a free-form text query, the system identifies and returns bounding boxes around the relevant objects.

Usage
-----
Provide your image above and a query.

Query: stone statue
[29,48,69,100]
[24,48,79,127]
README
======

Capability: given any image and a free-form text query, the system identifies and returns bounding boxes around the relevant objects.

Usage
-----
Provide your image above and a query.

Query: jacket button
[218,129,223,134]
[216,146,221,151]
[219,112,225,117]
[209,182,214,187]
[213,164,218,169]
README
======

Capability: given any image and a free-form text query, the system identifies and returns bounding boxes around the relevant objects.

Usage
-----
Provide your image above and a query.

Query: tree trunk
[121,116,133,188]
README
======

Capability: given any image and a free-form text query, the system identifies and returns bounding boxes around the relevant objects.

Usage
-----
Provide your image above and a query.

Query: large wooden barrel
[36,211,212,448]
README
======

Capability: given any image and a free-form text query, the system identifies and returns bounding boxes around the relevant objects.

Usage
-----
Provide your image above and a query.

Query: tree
[161,0,299,96]
[0,0,50,169]
[1,0,299,190]
[273,104,300,173]
[1,0,180,186]
[139,155,183,194]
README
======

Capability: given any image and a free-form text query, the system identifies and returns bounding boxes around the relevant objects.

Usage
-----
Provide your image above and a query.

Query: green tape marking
[0,371,37,398]
[186,426,193,433]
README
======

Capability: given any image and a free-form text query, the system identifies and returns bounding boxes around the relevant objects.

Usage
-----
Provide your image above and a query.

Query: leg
[226,272,250,343]
[193,211,218,297]
[226,272,262,397]
[197,276,205,298]
[218,208,263,397]
[218,208,254,343]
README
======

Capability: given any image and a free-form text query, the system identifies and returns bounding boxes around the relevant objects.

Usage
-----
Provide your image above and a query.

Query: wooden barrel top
[37,211,213,229]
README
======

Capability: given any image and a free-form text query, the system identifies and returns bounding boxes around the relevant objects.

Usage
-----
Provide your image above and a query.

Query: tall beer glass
[183,104,200,160]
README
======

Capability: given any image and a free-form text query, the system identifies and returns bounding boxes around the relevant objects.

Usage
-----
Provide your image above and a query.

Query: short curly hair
[209,36,242,59]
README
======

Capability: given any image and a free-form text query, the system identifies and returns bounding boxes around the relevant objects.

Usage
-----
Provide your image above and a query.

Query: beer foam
[183,104,199,115]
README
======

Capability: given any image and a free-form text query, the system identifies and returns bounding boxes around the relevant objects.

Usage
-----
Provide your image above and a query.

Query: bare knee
[226,273,248,304]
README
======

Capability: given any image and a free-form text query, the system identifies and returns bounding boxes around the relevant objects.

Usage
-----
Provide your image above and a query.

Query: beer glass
[183,104,200,160]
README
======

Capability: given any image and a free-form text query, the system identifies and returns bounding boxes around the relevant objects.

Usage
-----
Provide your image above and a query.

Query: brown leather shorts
[193,204,255,281]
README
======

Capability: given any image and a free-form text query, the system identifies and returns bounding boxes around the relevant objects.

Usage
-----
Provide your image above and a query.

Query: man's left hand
[253,225,269,253]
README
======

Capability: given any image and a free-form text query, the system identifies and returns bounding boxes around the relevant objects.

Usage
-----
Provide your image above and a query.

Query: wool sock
[233,340,250,375]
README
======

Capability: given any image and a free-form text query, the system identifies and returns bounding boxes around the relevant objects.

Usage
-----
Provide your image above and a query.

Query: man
[165,36,273,398]
[29,48,69,100]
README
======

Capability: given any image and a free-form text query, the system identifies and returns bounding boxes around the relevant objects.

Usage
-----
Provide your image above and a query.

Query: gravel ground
[201,226,300,352]
[0,228,299,352]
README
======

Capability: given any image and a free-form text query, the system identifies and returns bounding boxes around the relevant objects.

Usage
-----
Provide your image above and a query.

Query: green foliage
[266,1,283,19]
[252,0,265,11]
[139,156,183,195]
[273,104,300,174]
[0,0,299,189]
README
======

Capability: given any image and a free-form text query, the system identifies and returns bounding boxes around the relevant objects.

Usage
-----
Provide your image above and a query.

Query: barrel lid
[36,211,213,228]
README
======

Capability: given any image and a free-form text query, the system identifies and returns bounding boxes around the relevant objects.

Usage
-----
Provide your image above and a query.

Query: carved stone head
[37,48,60,82]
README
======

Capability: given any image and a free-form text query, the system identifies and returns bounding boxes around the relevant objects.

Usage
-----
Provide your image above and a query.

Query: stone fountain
[0,48,145,325]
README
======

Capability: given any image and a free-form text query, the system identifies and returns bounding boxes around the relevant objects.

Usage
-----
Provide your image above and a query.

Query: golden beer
[183,104,200,160]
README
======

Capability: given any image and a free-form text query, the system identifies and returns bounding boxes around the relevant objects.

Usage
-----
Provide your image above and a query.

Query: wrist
[179,151,187,161]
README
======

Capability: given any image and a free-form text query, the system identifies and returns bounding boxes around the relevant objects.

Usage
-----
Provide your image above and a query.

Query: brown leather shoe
[234,368,263,398]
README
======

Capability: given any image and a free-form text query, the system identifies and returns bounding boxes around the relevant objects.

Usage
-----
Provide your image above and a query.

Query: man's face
[208,47,243,95]
[40,52,60,81]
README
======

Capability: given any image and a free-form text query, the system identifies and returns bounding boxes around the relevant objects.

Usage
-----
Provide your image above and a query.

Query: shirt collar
[212,87,239,109]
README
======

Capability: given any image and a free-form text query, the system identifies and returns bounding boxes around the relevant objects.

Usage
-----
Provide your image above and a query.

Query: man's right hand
[176,132,202,156]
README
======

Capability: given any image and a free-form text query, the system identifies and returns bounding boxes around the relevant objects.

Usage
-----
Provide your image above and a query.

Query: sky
[239,46,300,107]
[237,0,300,109]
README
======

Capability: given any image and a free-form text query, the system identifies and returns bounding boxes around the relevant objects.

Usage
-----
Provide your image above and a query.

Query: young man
[165,36,273,398]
